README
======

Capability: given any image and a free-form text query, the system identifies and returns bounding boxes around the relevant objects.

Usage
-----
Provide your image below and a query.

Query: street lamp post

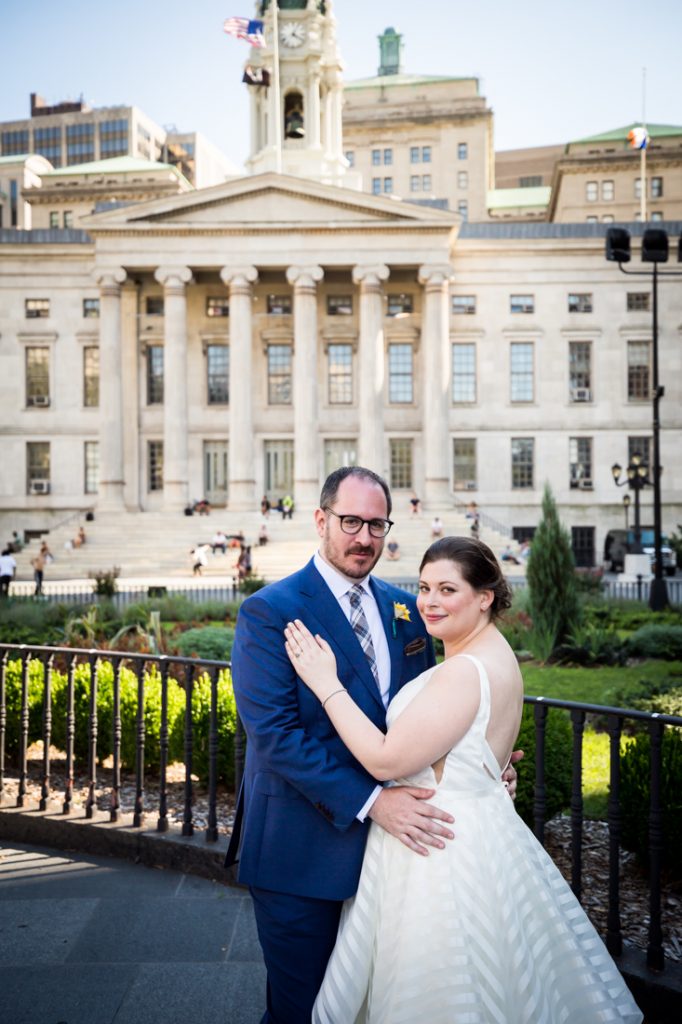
[612,454,651,554]
[622,493,631,533]
[605,226,682,611]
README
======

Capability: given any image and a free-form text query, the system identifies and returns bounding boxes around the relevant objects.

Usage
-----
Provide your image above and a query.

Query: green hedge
[625,624,682,661]
[514,703,573,828]
[2,656,237,787]
[620,729,682,873]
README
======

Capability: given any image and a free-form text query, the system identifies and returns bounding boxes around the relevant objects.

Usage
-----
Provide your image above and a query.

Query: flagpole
[640,67,647,223]
[272,0,282,173]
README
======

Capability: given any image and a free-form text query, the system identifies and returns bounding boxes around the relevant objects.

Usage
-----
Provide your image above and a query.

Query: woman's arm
[285,619,481,781]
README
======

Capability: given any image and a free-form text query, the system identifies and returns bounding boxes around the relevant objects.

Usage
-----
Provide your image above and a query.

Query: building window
[372,177,381,194]
[345,150,355,167]
[457,170,468,189]
[457,200,468,219]
[453,438,477,491]
[27,442,50,495]
[66,122,94,165]
[651,176,663,198]
[628,436,651,467]
[383,148,393,165]
[586,181,598,202]
[569,341,592,400]
[146,345,164,404]
[510,294,534,314]
[458,142,468,160]
[83,297,100,318]
[26,347,50,407]
[569,437,593,489]
[586,216,598,224]
[388,344,413,403]
[206,296,229,317]
[602,214,614,223]
[148,441,164,491]
[568,292,593,313]
[83,346,100,407]
[371,149,381,166]
[602,180,614,201]
[651,211,663,222]
[145,296,164,316]
[207,345,229,404]
[84,441,99,494]
[99,118,129,157]
[452,295,476,315]
[410,146,420,164]
[627,292,650,312]
[389,439,413,489]
[63,211,73,228]
[384,177,393,193]
[49,211,59,228]
[452,344,476,403]
[324,439,357,478]
[634,178,642,199]
[422,146,431,163]
[267,294,292,315]
[422,174,431,191]
[510,342,534,402]
[267,344,292,404]
[328,343,353,404]
[9,179,18,225]
[326,295,353,316]
[34,126,62,165]
[387,293,413,317]
[520,175,542,187]
[410,175,420,192]
[1,128,29,155]
[572,526,595,568]
[511,438,534,489]
[25,298,50,319]
[627,340,651,400]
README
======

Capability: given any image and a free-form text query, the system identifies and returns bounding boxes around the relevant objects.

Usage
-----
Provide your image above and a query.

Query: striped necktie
[348,584,380,688]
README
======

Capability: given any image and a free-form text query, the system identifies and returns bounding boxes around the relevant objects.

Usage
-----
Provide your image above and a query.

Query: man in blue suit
[227,467,456,1022]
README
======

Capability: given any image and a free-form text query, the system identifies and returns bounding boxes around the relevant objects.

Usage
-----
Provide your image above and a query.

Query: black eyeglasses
[323,507,393,538]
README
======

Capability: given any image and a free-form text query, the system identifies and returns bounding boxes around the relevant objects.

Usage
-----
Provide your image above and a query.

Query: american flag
[223,17,265,48]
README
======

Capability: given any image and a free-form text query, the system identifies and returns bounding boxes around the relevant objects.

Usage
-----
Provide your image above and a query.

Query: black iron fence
[1,642,681,980]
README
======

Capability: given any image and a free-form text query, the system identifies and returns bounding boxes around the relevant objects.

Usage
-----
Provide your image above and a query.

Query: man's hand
[368,786,455,856]
[503,749,524,800]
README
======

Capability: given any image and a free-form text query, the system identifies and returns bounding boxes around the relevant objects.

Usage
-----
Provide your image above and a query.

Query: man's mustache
[346,544,375,556]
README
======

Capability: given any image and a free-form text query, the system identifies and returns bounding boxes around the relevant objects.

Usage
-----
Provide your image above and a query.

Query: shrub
[172,626,234,662]
[89,567,120,596]
[0,601,71,645]
[526,484,581,653]
[620,729,682,875]
[626,624,682,661]
[2,657,48,760]
[239,576,267,596]
[169,669,237,787]
[514,703,573,828]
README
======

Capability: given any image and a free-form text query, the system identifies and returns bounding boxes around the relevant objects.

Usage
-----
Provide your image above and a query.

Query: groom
[227,467,455,1022]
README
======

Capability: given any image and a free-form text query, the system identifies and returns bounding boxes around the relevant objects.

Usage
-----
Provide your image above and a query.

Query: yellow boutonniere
[393,602,411,622]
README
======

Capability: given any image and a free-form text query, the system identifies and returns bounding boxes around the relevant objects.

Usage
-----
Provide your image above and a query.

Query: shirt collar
[313,550,370,600]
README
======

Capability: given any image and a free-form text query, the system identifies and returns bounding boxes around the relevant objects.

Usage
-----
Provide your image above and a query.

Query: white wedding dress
[312,655,643,1023]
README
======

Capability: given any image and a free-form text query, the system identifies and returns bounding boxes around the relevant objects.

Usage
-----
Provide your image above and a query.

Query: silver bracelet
[322,687,347,709]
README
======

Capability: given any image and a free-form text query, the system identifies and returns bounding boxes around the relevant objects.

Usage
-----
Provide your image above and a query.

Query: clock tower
[245,0,357,186]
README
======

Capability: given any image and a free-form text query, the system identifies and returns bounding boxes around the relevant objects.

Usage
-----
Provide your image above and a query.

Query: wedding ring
[294,651,301,658]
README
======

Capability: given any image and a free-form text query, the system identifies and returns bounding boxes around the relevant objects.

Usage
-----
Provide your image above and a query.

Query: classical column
[155,266,193,511]
[419,264,453,505]
[94,267,127,510]
[220,266,258,510]
[287,265,324,509]
[352,265,389,473]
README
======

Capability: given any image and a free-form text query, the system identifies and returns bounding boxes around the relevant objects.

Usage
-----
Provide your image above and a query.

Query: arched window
[284,91,305,139]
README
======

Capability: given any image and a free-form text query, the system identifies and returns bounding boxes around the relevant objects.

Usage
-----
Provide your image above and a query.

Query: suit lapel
[299,560,385,714]
[370,577,405,704]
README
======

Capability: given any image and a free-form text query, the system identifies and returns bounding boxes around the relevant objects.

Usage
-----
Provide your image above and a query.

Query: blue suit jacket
[228,558,435,900]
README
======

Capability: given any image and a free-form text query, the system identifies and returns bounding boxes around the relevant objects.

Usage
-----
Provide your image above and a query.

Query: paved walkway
[0,840,265,1024]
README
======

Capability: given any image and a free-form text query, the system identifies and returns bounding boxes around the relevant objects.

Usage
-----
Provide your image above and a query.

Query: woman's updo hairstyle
[419,536,513,621]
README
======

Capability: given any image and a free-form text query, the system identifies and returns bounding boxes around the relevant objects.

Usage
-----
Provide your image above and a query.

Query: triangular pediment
[81,172,458,232]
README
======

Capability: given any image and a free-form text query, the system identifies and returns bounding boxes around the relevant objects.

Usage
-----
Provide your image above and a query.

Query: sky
[2,0,681,169]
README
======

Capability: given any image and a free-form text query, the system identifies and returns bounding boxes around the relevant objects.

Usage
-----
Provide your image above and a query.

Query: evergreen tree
[526,483,581,652]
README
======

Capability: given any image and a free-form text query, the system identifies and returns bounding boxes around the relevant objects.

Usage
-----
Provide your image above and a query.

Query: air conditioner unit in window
[578,479,593,490]
[30,395,51,407]
[570,387,591,402]
[465,482,477,490]
[29,480,50,495]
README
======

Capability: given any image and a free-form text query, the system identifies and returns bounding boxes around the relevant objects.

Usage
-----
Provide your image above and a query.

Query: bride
[285,536,642,1024]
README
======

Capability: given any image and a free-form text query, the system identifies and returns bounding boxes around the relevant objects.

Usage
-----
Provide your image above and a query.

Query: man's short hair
[319,467,392,517]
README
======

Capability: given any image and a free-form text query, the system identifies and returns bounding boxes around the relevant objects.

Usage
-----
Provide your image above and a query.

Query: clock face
[280,22,306,47]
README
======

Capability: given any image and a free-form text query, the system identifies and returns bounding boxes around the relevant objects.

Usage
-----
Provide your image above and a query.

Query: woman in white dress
[284,536,642,1024]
